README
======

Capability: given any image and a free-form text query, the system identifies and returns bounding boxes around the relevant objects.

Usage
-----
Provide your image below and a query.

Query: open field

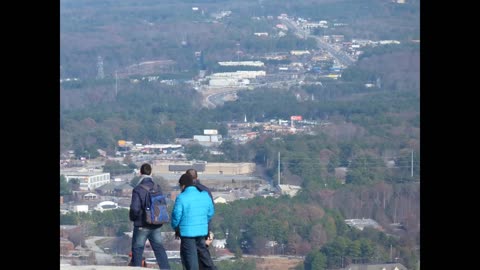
[254,256,303,270]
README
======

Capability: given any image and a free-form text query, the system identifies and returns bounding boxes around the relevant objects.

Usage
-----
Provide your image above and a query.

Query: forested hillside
[61,0,419,78]
[213,182,418,268]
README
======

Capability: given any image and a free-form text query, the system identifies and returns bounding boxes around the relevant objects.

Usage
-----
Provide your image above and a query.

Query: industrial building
[61,169,111,191]
[151,160,255,175]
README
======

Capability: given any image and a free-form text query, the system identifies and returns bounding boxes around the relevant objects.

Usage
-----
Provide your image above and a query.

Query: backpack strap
[138,184,150,210]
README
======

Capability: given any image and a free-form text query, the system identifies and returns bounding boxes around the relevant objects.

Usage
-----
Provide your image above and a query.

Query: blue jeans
[131,226,170,269]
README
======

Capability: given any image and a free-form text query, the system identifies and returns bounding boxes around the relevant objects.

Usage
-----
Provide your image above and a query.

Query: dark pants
[197,238,216,270]
[181,236,216,270]
[180,237,200,270]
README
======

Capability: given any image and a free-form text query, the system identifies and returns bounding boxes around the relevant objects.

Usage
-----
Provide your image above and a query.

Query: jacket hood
[137,175,154,187]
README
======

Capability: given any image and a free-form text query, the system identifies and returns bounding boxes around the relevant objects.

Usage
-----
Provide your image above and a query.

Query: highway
[204,79,299,108]
[280,17,355,67]
[206,90,238,108]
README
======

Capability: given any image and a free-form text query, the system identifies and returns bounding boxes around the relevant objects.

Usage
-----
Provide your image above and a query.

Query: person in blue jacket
[129,163,170,269]
[186,168,216,270]
[171,173,214,270]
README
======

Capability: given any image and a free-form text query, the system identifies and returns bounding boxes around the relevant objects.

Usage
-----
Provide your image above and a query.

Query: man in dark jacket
[185,169,216,270]
[129,163,170,269]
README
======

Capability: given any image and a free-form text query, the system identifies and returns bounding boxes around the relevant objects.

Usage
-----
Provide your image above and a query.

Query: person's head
[140,163,152,176]
[186,168,198,180]
[178,173,194,190]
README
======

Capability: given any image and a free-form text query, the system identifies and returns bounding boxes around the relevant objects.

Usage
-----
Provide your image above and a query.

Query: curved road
[204,79,298,108]
[85,236,115,265]
[206,91,235,108]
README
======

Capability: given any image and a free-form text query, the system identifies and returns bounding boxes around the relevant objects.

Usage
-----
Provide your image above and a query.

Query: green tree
[321,236,350,268]
[60,175,71,196]
[360,238,375,263]
[304,250,327,270]
[346,240,362,263]
[60,214,77,225]
[184,143,205,160]
[103,160,134,176]
[69,178,81,191]
[346,154,386,185]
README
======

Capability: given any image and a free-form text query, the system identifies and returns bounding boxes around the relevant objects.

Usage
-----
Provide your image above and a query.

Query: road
[85,236,115,265]
[280,17,355,67]
[203,78,299,108]
[206,90,238,108]
[199,85,244,108]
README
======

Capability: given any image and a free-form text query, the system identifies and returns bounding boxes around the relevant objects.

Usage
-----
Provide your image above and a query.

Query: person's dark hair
[140,163,152,175]
[179,173,194,187]
[186,168,198,180]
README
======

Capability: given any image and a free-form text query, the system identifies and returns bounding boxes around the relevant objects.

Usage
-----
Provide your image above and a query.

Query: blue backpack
[139,183,170,225]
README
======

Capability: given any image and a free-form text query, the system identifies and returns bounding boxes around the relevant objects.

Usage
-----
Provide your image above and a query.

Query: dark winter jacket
[194,179,214,232]
[194,179,213,202]
[129,176,164,227]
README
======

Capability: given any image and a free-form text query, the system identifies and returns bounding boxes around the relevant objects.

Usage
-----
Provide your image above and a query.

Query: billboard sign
[204,129,218,135]
[290,115,302,121]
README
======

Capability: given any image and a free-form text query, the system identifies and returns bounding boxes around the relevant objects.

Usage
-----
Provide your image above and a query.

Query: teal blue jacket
[171,186,214,237]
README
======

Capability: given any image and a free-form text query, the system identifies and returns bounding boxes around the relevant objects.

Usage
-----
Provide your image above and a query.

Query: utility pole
[278,151,280,186]
[393,195,397,224]
[411,150,414,177]
[236,42,241,61]
[390,244,393,262]
[97,56,104,79]
[115,71,118,97]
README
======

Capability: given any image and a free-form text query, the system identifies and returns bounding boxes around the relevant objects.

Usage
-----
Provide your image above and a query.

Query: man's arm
[129,189,142,221]
[205,197,215,246]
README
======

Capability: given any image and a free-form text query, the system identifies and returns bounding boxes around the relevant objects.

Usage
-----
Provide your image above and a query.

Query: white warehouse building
[207,70,265,87]
[218,61,265,67]
[208,70,266,79]
[208,78,250,87]
[62,170,111,191]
